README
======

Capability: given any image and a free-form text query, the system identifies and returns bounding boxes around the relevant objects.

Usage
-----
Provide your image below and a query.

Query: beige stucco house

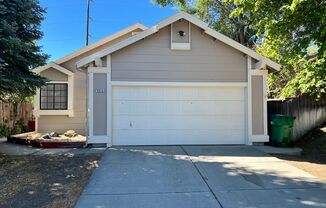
[33,12,281,146]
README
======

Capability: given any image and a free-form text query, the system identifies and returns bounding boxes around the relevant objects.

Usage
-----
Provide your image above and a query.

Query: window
[40,83,68,110]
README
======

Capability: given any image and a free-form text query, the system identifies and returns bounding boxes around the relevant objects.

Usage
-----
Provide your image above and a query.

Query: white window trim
[34,77,74,118]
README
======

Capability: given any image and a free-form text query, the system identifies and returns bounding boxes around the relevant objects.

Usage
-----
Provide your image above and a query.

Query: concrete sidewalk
[0,138,105,155]
[76,146,326,208]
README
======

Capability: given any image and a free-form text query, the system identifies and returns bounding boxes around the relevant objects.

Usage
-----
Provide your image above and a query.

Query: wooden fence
[268,96,326,141]
[0,101,34,129]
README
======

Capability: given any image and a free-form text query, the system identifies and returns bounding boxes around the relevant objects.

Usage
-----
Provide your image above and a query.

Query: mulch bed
[8,132,86,148]
[0,153,101,208]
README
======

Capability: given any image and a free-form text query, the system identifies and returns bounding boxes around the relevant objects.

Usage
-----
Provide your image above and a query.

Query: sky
[38,0,176,61]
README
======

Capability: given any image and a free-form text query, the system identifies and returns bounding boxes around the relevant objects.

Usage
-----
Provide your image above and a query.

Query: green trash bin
[270,114,296,147]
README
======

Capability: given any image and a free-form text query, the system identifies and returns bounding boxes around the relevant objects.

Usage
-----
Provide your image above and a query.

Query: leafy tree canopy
[252,0,326,98]
[0,0,48,102]
[153,0,326,98]
[154,0,258,47]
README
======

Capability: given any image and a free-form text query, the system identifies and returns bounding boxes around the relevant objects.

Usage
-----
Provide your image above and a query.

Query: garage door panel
[113,86,245,145]
[113,86,244,101]
[113,129,244,145]
[113,115,245,130]
[113,100,244,115]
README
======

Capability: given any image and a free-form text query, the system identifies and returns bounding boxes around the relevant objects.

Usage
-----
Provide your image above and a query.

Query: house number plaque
[95,89,105,93]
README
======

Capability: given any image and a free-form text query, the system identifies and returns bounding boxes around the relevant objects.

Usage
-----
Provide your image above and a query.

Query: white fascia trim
[76,27,159,68]
[33,109,74,117]
[250,135,269,142]
[253,58,281,71]
[76,11,281,71]
[33,62,74,75]
[54,23,147,65]
[111,81,247,87]
[157,11,208,31]
[32,23,147,73]
[76,12,207,68]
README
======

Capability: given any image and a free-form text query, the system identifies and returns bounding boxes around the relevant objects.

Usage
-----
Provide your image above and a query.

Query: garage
[112,85,246,145]
[75,12,280,146]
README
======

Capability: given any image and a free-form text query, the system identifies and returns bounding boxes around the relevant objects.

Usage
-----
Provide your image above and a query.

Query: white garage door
[112,86,246,145]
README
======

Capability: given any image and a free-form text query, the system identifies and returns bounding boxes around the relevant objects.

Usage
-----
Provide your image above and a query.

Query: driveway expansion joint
[81,190,212,196]
[180,145,224,208]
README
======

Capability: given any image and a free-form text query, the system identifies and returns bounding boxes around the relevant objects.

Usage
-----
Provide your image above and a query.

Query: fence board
[0,101,34,129]
[268,96,326,140]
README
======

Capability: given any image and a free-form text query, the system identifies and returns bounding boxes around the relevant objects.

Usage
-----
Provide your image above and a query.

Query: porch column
[87,55,112,146]
[247,56,269,144]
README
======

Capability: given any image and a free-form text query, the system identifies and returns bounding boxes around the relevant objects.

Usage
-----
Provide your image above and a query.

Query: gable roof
[76,11,281,71]
[33,62,74,75]
[33,23,147,73]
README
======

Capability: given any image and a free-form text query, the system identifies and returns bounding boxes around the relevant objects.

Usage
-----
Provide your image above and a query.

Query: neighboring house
[33,12,281,146]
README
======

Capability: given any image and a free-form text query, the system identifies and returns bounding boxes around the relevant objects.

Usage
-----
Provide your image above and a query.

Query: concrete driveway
[76,146,326,208]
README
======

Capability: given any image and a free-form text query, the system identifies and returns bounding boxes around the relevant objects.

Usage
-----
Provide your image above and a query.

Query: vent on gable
[171,19,191,50]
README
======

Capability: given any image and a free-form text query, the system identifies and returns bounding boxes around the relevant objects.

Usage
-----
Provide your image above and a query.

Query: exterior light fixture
[178,30,186,37]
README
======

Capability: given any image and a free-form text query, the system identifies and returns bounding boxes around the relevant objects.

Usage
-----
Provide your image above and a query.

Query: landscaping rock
[50,132,59,137]
[64,130,77,138]
[42,133,52,140]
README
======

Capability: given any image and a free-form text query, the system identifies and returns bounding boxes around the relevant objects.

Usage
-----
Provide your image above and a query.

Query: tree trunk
[238,24,246,45]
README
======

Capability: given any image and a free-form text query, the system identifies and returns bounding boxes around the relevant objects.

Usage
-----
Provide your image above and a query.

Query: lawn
[0,153,101,208]
[273,124,326,180]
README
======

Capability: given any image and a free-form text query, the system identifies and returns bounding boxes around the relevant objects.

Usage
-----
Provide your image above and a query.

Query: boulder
[49,131,59,137]
[64,130,77,137]
[42,133,52,140]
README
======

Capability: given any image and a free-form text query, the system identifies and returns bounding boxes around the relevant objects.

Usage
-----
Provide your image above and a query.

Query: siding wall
[40,68,68,81]
[112,24,247,82]
[37,22,264,137]
[251,76,264,134]
[37,70,87,134]
[37,29,141,134]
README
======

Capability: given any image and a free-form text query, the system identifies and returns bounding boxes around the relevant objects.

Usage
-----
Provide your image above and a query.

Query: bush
[0,123,12,138]
[0,119,29,138]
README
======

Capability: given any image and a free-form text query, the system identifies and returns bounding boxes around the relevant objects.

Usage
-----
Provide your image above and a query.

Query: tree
[153,0,326,99]
[252,0,326,98]
[0,0,49,102]
[153,0,258,47]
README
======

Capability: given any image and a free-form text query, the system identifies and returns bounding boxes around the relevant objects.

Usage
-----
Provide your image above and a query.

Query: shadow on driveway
[76,146,326,208]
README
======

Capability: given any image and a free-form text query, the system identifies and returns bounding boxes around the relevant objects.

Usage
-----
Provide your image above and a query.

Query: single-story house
[33,12,281,146]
